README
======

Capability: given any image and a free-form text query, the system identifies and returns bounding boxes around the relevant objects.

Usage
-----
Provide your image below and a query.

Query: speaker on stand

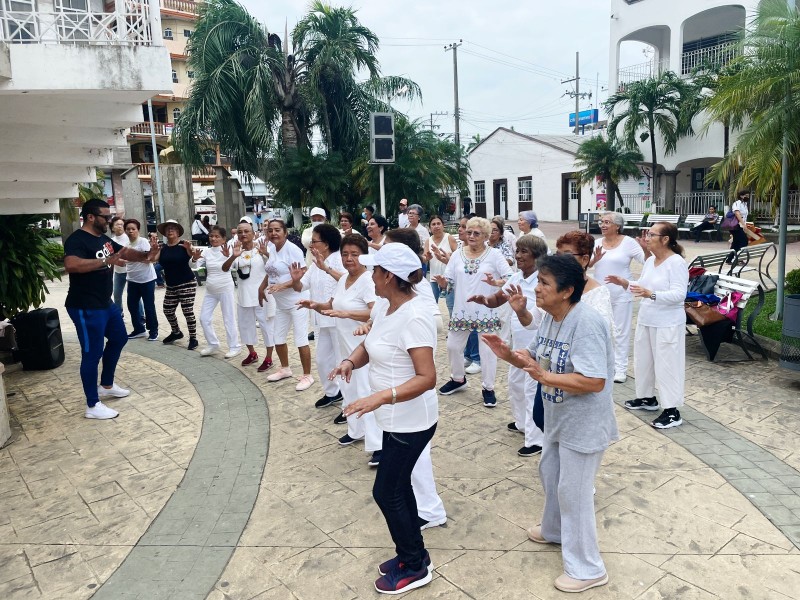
[11,308,65,371]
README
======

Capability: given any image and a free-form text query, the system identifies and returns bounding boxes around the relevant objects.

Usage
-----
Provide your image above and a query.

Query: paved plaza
[3,228,800,599]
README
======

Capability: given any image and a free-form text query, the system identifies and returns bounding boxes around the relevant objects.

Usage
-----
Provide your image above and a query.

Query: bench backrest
[620,213,645,227]
[682,215,707,227]
[737,242,774,261]
[689,251,731,271]
[646,214,680,225]
[713,274,759,309]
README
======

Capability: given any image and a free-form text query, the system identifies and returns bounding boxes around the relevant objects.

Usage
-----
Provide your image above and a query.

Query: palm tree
[466,134,482,152]
[705,0,800,201]
[174,0,419,224]
[574,136,644,212]
[604,70,697,207]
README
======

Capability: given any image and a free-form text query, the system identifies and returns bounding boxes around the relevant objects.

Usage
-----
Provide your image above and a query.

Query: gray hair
[519,210,538,228]
[408,204,423,217]
[601,211,624,232]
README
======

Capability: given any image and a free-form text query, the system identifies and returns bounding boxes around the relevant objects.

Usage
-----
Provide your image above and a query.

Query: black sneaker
[482,389,496,407]
[308,331,315,341]
[315,392,343,408]
[378,549,432,576]
[333,411,347,425]
[368,451,382,467]
[187,337,199,351]
[652,409,683,429]
[338,434,360,446]
[162,331,184,344]
[624,396,659,411]
[507,422,522,433]
[127,330,146,339]
[439,378,467,395]
[518,445,542,457]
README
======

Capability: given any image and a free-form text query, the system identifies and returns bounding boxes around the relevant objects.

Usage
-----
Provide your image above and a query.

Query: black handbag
[688,274,718,295]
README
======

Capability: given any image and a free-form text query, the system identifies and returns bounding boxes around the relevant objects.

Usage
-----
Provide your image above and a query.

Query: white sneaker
[224,347,243,359]
[295,374,314,391]
[465,362,482,375]
[200,345,219,357]
[85,401,119,420]
[463,358,471,367]
[267,367,293,382]
[97,383,130,398]
[419,516,447,531]
[613,372,627,383]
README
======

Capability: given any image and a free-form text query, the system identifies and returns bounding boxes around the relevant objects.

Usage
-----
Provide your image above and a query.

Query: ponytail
[661,223,684,257]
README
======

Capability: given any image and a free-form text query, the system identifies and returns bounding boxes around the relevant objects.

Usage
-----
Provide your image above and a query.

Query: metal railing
[617,58,669,90]
[681,42,742,76]
[618,193,658,214]
[674,192,725,215]
[0,1,153,45]
[137,163,216,178]
[160,0,198,14]
[129,122,171,136]
[750,192,800,223]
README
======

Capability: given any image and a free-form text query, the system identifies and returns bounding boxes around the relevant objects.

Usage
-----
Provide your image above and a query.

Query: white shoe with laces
[295,374,314,391]
[224,347,242,359]
[465,362,482,375]
[97,383,130,398]
[200,345,219,357]
[85,401,119,420]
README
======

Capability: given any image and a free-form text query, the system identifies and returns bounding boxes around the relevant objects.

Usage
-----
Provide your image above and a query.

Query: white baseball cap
[359,243,421,282]
[239,216,254,225]
[310,207,326,218]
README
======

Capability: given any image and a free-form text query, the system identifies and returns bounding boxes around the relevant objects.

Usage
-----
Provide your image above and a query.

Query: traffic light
[370,112,395,163]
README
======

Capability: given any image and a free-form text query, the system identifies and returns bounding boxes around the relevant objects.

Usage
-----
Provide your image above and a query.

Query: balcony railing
[137,163,216,179]
[129,122,172,136]
[674,192,725,215]
[617,58,669,91]
[0,1,153,45]
[681,42,742,76]
[160,0,198,15]
[750,192,800,223]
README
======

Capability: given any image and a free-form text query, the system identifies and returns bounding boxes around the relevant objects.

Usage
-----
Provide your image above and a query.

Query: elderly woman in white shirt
[518,210,546,242]
[606,222,689,430]
[589,212,645,383]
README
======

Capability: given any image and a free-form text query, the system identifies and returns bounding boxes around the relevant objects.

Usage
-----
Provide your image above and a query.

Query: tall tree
[174,0,419,224]
[705,0,800,201]
[574,136,644,211]
[604,71,697,205]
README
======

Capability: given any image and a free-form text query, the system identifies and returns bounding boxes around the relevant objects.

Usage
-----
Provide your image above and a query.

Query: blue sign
[569,109,599,127]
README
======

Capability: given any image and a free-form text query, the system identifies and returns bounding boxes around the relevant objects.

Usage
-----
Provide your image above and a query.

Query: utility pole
[430,111,447,132]
[562,52,591,135]
[444,41,462,147]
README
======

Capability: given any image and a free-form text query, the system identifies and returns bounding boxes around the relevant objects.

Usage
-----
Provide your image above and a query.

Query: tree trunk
[607,178,617,212]
[59,198,79,239]
[649,129,658,211]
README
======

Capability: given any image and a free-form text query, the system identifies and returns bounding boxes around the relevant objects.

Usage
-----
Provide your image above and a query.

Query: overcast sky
[239,0,643,144]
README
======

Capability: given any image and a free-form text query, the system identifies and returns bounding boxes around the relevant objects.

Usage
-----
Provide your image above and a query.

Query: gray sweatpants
[539,439,607,580]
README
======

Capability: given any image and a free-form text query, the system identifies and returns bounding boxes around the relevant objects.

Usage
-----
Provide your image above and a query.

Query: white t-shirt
[332,270,376,356]
[232,246,269,308]
[125,237,156,284]
[198,246,234,294]
[445,247,513,332]
[502,270,539,349]
[634,254,689,328]
[112,234,129,275]
[592,236,645,304]
[301,251,344,328]
[265,241,308,310]
[398,212,410,229]
[582,284,616,342]
[366,296,438,433]
[415,223,430,245]
[732,200,749,223]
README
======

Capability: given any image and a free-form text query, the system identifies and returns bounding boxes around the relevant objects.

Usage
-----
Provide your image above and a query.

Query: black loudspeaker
[11,308,65,371]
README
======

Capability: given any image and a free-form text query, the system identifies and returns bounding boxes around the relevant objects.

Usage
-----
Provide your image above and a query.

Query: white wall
[468,129,592,222]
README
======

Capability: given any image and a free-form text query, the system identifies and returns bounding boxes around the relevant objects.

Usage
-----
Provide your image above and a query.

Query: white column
[148,0,163,46]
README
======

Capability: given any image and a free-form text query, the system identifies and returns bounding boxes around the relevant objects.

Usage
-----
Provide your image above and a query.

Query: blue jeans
[67,304,128,407]
[430,280,444,303]
[154,263,164,286]
[127,279,158,337]
[113,271,127,309]
[464,330,480,363]
[373,423,437,571]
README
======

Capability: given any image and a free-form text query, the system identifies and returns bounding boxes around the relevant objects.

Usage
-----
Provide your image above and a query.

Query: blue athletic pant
[67,304,127,407]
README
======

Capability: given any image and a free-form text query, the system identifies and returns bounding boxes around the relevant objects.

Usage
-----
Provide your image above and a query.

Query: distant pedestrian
[108,216,130,312]
[692,206,718,243]
[63,199,159,419]
[397,198,410,228]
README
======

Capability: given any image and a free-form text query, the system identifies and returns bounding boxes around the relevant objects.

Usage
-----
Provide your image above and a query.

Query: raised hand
[505,283,527,313]
[296,299,317,311]
[482,273,504,287]
[605,275,628,288]
[521,358,547,382]
[636,233,648,252]
[311,247,326,270]
[590,245,605,267]
[289,261,306,283]
[257,242,270,258]
[353,322,372,337]
[432,274,448,289]
[191,247,203,261]
[481,333,513,362]
[467,294,487,306]
[231,240,243,258]
[329,360,353,384]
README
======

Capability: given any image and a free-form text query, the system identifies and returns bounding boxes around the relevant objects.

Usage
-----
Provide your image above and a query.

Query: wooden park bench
[619,213,645,236]
[679,215,720,241]
[693,274,766,361]
[640,214,680,234]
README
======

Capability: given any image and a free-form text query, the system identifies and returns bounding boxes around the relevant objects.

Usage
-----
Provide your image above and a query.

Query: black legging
[163,280,197,337]
[728,225,748,263]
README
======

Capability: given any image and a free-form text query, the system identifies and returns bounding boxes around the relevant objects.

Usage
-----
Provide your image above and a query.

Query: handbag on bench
[685,301,728,327]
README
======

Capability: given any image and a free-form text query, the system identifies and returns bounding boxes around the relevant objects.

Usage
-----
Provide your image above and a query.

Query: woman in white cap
[155,219,199,350]
[333,243,438,595]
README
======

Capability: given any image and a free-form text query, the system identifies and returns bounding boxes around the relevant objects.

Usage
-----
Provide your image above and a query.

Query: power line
[464,40,572,78]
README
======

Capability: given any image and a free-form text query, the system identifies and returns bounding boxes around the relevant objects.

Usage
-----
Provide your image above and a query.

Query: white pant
[447,329,498,390]
[539,440,606,580]
[274,306,309,348]
[611,300,634,375]
[315,327,340,397]
[412,442,447,523]
[634,323,685,409]
[200,290,240,350]
[237,304,273,348]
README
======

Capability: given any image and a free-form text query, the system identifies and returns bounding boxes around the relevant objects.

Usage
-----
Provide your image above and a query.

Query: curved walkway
[93,343,269,600]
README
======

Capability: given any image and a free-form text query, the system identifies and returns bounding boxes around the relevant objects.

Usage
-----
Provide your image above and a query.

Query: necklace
[461,246,489,275]
[542,303,575,358]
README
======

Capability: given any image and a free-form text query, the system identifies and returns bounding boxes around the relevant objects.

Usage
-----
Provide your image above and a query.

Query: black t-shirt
[64,230,123,309]
[159,243,195,286]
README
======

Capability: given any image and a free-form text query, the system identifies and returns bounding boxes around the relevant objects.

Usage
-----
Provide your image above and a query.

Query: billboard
[568,109,599,128]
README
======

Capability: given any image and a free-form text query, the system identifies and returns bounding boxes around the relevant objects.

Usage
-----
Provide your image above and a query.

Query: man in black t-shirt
[64,199,159,419]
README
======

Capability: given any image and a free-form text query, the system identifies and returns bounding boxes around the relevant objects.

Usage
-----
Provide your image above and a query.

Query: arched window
[172,107,182,122]
[164,27,173,39]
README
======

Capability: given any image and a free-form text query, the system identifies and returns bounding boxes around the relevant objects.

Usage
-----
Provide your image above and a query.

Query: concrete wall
[161,165,194,235]
[121,168,146,228]
[214,167,246,233]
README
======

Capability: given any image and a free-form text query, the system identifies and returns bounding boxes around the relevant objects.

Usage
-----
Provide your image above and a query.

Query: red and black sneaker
[241,351,258,366]
[378,550,432,576]
[374,562,432,595]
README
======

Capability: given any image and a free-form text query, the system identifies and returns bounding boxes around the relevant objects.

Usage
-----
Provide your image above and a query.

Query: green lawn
[742,290,783,341]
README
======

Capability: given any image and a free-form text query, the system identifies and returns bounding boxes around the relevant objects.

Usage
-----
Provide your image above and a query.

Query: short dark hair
[341,233,368,254]
[268,219,287,233]
[210,225,227,239]
[385,227,423,257]
[339,211,354,225]
[364,204,375,214]
[371,214,389,234]
[124,218,141,231]
[81,199,109,218]
[313,223,341,252]
[537,255,587,304]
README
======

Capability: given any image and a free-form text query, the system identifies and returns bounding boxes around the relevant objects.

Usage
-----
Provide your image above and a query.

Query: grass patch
[742,290,783,341]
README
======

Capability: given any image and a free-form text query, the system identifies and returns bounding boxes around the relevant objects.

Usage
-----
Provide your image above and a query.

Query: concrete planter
[780,295,800,371]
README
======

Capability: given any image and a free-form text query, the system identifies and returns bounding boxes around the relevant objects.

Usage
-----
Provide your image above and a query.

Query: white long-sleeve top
[632,254,689,328]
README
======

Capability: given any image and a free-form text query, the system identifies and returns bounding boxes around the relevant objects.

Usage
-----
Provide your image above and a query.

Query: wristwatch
[650,292,656,301]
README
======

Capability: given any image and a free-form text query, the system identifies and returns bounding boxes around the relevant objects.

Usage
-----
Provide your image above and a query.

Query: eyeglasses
[556,250,585,257]
[93,212,112,221]
[465,230,484,237]
[310,239,325,245]
[645,232,666,238]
